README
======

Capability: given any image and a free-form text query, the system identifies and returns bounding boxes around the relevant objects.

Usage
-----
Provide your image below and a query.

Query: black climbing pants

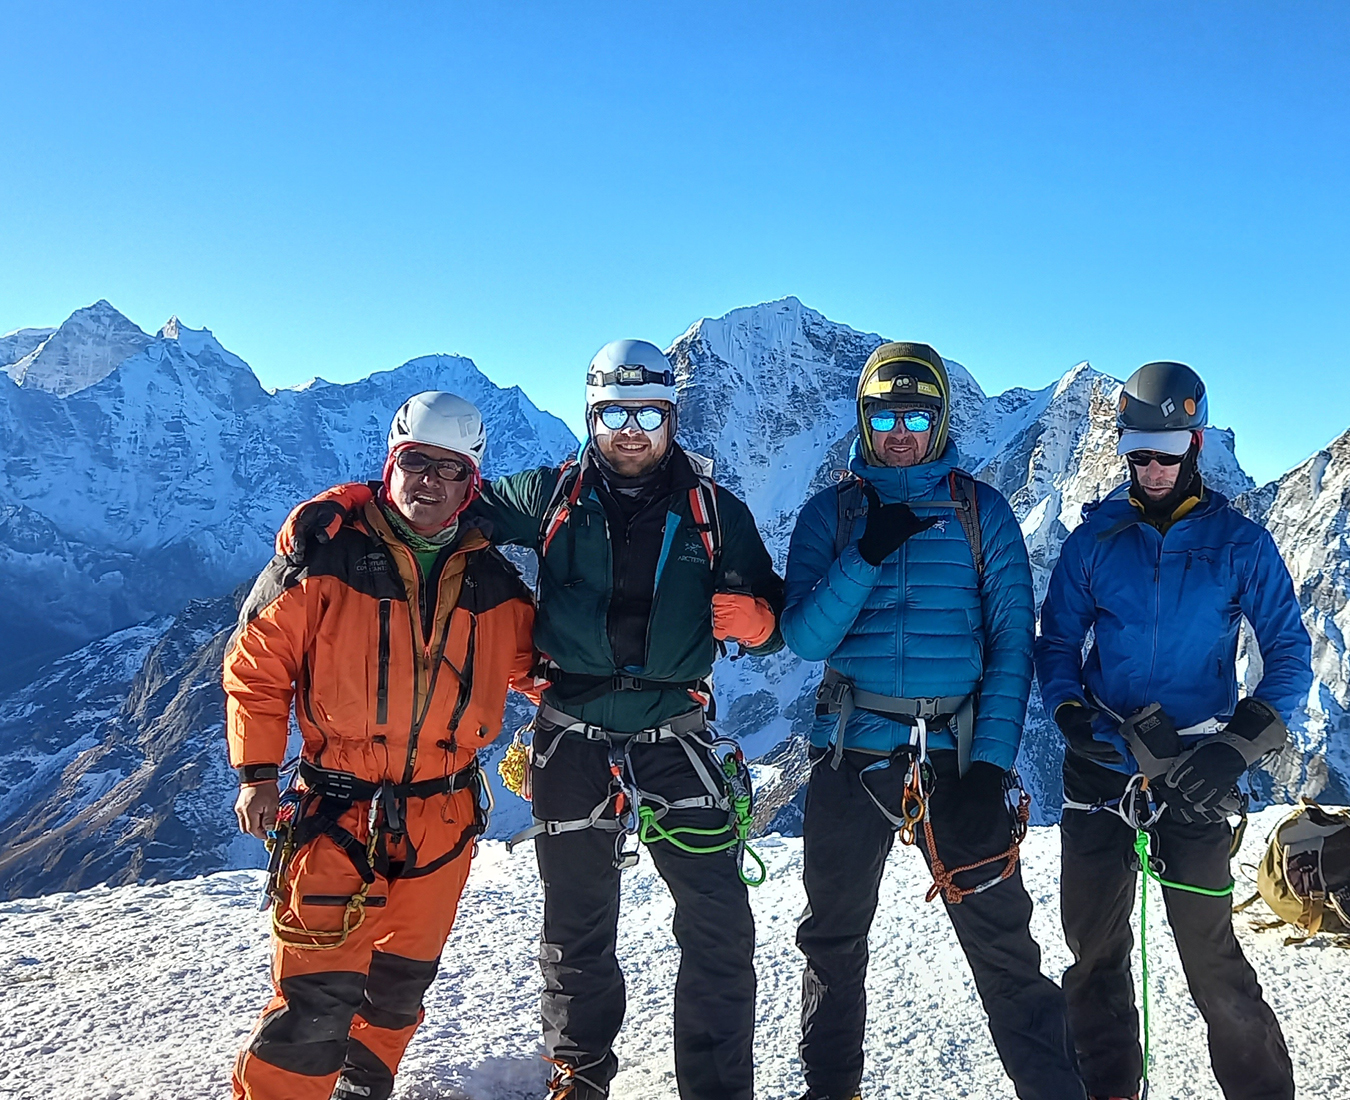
[798,748,1085,1100]
[1060,755,1294,1100]
[531,728,756,1100]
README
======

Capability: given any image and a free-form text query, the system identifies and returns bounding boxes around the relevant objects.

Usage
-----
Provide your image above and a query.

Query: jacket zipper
[376,599,391,725]
[300,653,330,764]
[392,539,460,785]
[446,613,478,733]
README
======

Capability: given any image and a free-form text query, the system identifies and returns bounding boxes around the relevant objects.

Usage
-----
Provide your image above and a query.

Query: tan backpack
[1247,801,1350,944]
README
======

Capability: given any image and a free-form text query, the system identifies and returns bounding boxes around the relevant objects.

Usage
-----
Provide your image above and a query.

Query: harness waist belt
[297,757,480,803]
[546,668,710,706]
[534,700,707,749]
[816,665,977,776]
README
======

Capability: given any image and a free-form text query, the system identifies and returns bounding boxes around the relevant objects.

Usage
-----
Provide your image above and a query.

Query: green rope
[636,795,767,887]
[1133,827,1235,1089]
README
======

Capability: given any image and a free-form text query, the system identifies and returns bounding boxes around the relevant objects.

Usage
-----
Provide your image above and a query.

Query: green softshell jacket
[469,443,785,733]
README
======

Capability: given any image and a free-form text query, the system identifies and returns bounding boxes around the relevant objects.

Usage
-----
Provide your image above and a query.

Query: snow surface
[1,807,1344,1100]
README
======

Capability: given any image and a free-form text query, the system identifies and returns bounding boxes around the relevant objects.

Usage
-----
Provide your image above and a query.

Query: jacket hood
[848,437,962,503]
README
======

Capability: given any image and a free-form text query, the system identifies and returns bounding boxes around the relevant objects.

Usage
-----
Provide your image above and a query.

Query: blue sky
[2,1,1347,485]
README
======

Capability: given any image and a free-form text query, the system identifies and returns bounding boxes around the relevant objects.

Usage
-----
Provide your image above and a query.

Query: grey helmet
[585,339,677,407]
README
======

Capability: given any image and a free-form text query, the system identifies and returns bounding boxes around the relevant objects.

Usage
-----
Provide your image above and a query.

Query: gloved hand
[937,761,1009,853]
[275,482,373,558]
[856,484,940,566]
[711,593,776,647]
[1162,696,1281,822]
[1162,739,1246,823]
[1054,701,1124,766]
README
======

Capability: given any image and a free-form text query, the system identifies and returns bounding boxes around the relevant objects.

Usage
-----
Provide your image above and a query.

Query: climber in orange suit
[225,391,539,1100]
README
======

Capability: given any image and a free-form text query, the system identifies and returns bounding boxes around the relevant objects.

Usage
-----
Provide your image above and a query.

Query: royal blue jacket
[782,440,1035,769]
[1035,486,1312,774]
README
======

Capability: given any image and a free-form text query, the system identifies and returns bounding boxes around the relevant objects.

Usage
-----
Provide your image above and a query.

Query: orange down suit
[224,502,537,1100]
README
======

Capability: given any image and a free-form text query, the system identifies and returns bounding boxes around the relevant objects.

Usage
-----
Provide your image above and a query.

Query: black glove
[285,500,347,561]
[1162,739,1246,823]
[856,484,940,566]
[1162,697,1277,822]
[1054,701,1124,766]
[933,761,1009,853]
[1224,696,1286,745]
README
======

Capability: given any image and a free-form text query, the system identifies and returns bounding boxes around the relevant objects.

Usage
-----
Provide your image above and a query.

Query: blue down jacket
[1035,486,1312,775]
[782,440,1035,769]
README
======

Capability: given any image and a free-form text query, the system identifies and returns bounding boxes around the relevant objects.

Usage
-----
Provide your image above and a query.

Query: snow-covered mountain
[1237,431,1350,805]
[1,295,1346,898]
[0,302,576,690]
[2,300,150,395]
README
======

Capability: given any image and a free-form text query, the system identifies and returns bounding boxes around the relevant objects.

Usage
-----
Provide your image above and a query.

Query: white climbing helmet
[387,391,487,470]
[584,339,677,408]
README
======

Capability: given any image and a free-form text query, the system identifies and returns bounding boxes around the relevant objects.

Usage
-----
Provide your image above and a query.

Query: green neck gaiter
[381,503,459,578]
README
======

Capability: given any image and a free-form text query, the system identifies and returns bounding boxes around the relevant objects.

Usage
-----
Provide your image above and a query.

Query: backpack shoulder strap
[834,475,866,559]
[539,459,583,556]
[688,474,722,570]
[949,469,984,585]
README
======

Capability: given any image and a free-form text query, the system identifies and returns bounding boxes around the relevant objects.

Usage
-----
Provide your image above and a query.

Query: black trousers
[798,749,1085,1100]
[531,727,757,1100]
[1060,756,1294,1100]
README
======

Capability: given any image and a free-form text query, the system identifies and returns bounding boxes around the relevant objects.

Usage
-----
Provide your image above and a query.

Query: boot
[798,1092,862,1100]
[545,1056,608,1100]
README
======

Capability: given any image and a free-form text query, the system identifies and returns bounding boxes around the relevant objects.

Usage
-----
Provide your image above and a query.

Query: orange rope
[923,790,1031,905]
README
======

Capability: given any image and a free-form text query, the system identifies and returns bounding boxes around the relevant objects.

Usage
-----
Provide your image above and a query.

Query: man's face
[591,400,672,477]
[868,404,935,468]
[388,443,473,532]
[1129,452,1184,500]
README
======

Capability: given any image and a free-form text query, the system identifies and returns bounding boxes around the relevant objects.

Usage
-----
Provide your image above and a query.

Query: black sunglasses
[1125,450,1186,468]
[395,450,472,482]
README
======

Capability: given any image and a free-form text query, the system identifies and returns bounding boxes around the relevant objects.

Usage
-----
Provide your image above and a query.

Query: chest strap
[815,665,975,776]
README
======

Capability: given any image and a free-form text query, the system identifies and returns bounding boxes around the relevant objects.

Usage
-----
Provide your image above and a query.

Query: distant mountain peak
[160,316,183,340]
[4,300,151,396]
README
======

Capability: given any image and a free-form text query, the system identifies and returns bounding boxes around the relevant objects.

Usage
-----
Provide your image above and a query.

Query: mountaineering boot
[545,1057,608,1100]
[1089,1094,1139,1100]
[798,1091,862,1100]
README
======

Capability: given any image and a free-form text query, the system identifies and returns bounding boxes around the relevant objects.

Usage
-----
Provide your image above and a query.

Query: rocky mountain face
[0,296,1344,896]
[1236,431,1350,805]
[0,304,576,690]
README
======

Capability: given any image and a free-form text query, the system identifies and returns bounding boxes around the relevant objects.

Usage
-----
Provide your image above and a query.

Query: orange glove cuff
[711,593,776,648]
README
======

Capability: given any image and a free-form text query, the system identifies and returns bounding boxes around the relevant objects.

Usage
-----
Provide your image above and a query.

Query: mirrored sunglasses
[395,450,472,482]
[1125,450,1186,468]
[595,404,669,432]
[868,408,934,434]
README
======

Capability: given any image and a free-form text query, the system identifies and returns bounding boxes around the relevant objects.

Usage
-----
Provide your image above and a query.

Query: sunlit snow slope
[0,809,1344,1100]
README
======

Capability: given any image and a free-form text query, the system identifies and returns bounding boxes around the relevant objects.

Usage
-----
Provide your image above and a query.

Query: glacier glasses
[593,404,670,433]
[395,450,473,482]
[1125,449,1186,468]
[867,408,934,434]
